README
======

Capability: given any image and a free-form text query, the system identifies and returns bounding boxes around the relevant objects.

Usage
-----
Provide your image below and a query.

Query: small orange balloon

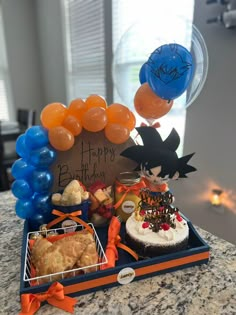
[62,115,82,136]
[134,83,173,119]
[68,98,87,122]
[106,103,131,126]
[48,126,74,151]
[40,103,68,129]
[105,123,130,144]
[123,110,136,131]
[85,94,107,110]
[82,107,108,132]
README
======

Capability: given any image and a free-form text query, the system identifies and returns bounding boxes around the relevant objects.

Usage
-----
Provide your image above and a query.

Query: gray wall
[171,1,236,244]
[2,0,67,122]
[2,0,43,122]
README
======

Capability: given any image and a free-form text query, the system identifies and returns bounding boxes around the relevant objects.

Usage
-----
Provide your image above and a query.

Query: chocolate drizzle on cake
[136,188,182,233]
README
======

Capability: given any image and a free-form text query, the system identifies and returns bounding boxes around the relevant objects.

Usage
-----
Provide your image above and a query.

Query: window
[63,0,194,153]
[0,5,12,121]
[112,0,194,153]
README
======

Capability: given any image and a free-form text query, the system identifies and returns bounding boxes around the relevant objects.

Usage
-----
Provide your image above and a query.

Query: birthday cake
[125,189,189,258]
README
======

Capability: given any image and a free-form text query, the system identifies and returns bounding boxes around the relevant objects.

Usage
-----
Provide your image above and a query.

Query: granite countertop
[0,191,236,315]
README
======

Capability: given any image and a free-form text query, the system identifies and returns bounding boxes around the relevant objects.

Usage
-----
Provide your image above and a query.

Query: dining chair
[0,109,36,191]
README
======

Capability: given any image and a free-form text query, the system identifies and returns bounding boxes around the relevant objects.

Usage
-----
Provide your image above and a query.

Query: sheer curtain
[112,0,194,153]
[0,5,12,121]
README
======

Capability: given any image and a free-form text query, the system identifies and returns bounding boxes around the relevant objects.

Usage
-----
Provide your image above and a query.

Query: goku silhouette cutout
[120,127,196,193]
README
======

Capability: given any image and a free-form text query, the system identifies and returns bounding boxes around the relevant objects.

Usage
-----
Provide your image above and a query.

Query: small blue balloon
[28,212,54,230]
[29,145,57,168]
[25,126,49,150]
[31,170,53,193]
[11,159,35,180]
[146,43,194,100]
[139,63,148,84]
[28,213,45,230]
[12,179,33,199]
[15,199,35,219]
[16,134,30,160]
[33,193,52,214]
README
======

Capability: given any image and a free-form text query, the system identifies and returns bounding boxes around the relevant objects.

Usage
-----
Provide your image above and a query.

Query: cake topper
[120,126,196,192]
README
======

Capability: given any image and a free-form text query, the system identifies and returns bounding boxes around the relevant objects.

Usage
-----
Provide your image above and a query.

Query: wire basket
[23,223,107,285]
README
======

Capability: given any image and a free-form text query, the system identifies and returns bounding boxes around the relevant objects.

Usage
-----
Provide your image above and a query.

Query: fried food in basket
[76,241,98,273]
[31,230,98,283]
[31,238,52,268]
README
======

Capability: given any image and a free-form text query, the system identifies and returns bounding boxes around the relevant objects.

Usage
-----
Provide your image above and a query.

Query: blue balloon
[145,43,194,100]
[33,193,52,214]
[12,179,33,199]
[28,212,54,230]
[15,199,35,219]
[11,159,35,180]
[16,134,30,160]
[25,126,49,150]
[139,63,148,84]
[29,145,57,168]
[28,213,45,230]
[31,170,53,193]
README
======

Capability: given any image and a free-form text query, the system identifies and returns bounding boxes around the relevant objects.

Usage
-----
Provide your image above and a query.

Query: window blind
[64,0,106,101]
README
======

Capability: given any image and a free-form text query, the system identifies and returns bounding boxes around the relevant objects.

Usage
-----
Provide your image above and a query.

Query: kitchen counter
[0,191,236,315]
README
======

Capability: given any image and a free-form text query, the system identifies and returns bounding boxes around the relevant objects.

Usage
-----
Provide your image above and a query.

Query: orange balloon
[62,115,82,136]
[105,123,130,144]
[134,83,173,119]
[123,110,136,131]
[48,126,74,151]
[85,94,107,110]
[106,103,131,126]
[82,107,108,132]
[41,103,68,129]
[68,98,87,122]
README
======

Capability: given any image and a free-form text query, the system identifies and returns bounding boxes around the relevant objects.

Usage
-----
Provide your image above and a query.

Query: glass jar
[114,172,144,222]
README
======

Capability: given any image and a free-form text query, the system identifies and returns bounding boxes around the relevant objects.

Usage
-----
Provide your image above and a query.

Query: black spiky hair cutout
[120,126,196,178]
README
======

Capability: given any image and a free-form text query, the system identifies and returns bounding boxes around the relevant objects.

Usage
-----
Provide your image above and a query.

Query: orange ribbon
[19,282,77,315]
[47,209,94,234]
[142,177,168,193]
[140,121,161,128]
[114,180,146,210]
[100,216,138,270]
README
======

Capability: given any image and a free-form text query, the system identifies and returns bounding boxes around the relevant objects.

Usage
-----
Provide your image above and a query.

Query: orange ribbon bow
[19,282,77,315]
[100,216,138,270]
[114,180,146,210]
[46,209,94,234]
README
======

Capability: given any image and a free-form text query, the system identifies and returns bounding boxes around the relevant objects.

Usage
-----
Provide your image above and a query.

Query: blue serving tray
[19,215,210,298]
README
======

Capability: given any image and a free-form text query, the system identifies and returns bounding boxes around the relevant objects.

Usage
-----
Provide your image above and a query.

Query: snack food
[31,230,98,283]
[88,181,114,225]
[31,238,52,268]
[51,180,89,206]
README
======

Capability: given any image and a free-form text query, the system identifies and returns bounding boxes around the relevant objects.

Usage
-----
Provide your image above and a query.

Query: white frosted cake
[125,189,189,257]
[126,212,189,257]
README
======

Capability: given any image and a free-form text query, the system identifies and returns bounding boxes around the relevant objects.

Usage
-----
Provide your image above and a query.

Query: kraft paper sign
[50,130,137,191]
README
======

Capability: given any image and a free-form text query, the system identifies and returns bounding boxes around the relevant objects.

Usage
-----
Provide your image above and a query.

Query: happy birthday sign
[51,130,137,191]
